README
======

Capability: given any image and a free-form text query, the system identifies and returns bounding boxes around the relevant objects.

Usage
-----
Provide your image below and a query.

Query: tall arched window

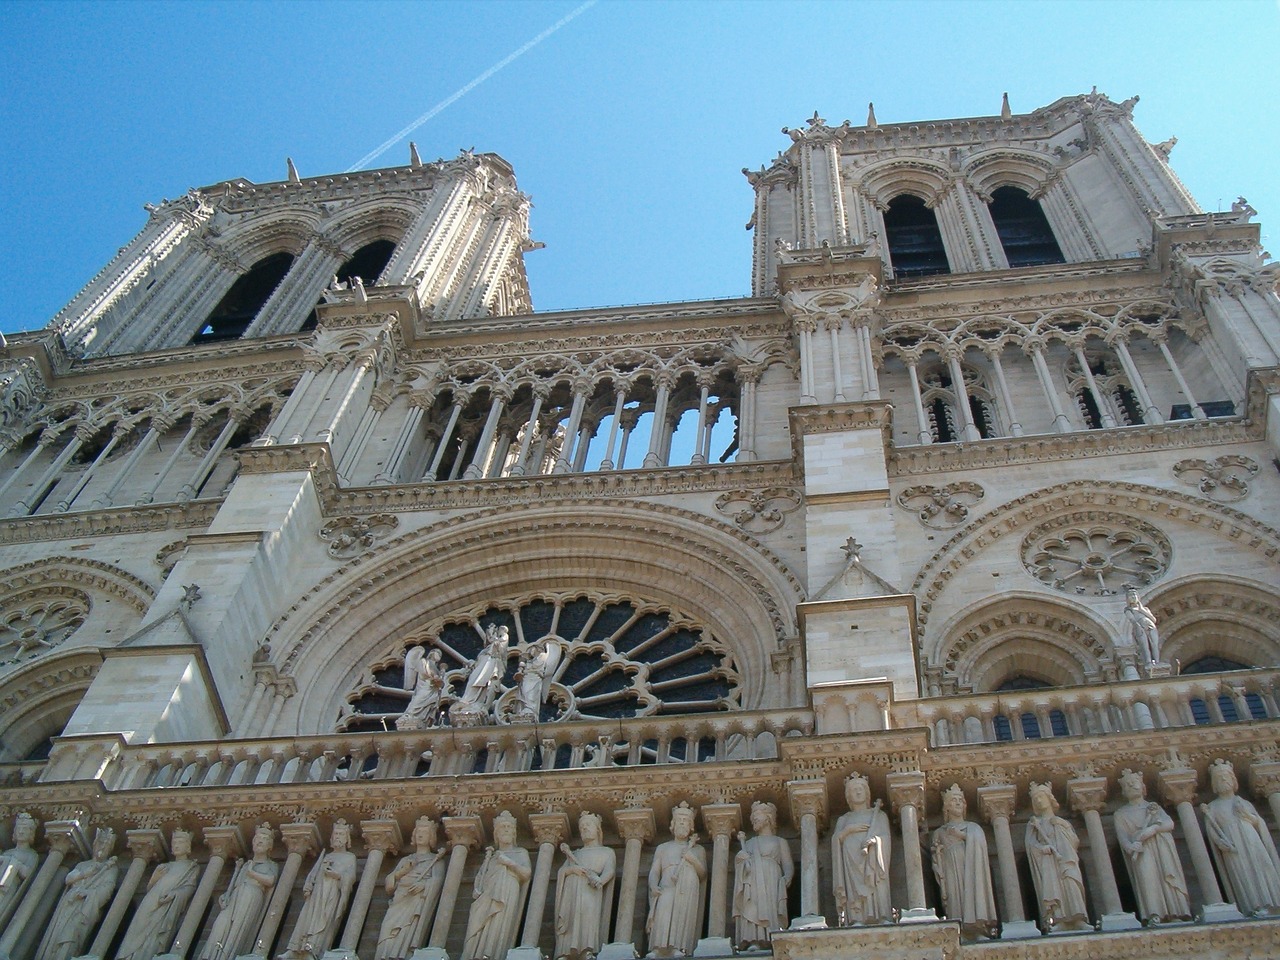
[1066,349,1144,428]
[302,239,398,330]
[988,186,1064,267]
[920,363,998,442]
[884,195,950,278]
[192,251,295,344]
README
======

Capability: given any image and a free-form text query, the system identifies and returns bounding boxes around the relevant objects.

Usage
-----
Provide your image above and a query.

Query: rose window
[342,592,740,733]
[0,593,88,664]
[1021,517,1171,596]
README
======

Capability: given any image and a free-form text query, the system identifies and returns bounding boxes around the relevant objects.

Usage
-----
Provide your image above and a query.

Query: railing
[41,708,813,789]
[895,668,1280,746]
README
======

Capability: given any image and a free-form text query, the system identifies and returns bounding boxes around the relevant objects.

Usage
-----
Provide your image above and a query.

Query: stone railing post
[886,773,938,923]
[337,820,403,953]
[600,808,655,960]
[1157,768,1243,922]
[254,821,320,956]
[428,815,484,950]
[1067,777,1140,931]
[0,820,88,956]
[168,825,244,959]
[89,828,167,957]
[696,803,742,953]
[977,785,1038,939]
[515,811,569,956]
[786,780,827,929]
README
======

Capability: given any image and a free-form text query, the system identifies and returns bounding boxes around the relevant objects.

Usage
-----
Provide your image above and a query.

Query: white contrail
[346,0,597,172]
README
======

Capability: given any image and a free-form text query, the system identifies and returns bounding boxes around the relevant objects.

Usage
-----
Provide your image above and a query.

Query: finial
[866,102,877,128]
[409,142,422,168]
[286,157,301,183]
[1000,93,1011,119]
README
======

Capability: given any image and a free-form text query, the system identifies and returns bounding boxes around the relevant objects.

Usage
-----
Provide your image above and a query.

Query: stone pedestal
[596,943,639,960]
[692,937,734,956]
[1098,912,1143,932]
[1200,902,1246,923]
[506,947,544,960]
[999,920,1042,939]
[408,949,450,960]
[787,915,828,931]
[899,907,941,924]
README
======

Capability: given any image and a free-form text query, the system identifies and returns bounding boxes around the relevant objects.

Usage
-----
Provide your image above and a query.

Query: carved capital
[279,821,321,858]
[1067,777,1109,814]
[528,811,570,847]
[359,819,403,855]
[613,808,656,844]
[201,824,247,861]
[700,804,742,839]
[43,820,90,859]
[125,828,168,862]
[977,784,1018,823]
[1249,761,1280,799]
[886,771,926,815]
[443,815,484,850]
[786,779,827,830]
[1156,768,1199,807]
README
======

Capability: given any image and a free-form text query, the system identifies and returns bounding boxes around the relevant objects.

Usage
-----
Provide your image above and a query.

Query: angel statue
[396,646,446,730]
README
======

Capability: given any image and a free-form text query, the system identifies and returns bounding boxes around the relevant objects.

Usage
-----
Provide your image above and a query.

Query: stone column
[986,348,1023,436]
[689,380,713,465]
[642,376,674,468]
[254,822,320,957]
[0,820,89,955]
[137,415,203,504]
[336,820,403,954]
[596,386,628,470]
[600,808,655,960]
[1025,340,1072,433]
[374,400,425,483]
[904,356,933,444]
[555,382,590,473]
[977,785,1039,939]
[1066,778,1140,931]
[424,397,466,481]
[1071,342,1118,427]
[826,318,847,403]
[0,430,55,502]
[513,812,569,958]
[786,780,827,929]
[8,425,90,517]
[887,772,938,922]
[93,418,167,508]
[1153,334,1207,419]
[259,677,297,737]
[1110,336,1162,424]
[427,816,484,950]
[1249,761,1280,829]
[55,424,124,512]
[176,411,242,501]
[944,346,982,440]
[736,367,759,462]
[89,828,167,957]
[463,387,509,479]
[1157,768,1242,922]
[509,387,548,476]
[695,804,742,954]
[168,825,244,959]
[796,320,817,405]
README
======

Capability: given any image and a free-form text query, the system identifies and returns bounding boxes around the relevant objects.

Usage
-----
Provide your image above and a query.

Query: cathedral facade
[0,92,1277,960]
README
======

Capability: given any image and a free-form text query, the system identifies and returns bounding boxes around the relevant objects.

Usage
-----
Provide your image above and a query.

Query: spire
[866,102,878,128]
[409,142,423,168]
[1000,93,1011,119]
[286,157,301,183]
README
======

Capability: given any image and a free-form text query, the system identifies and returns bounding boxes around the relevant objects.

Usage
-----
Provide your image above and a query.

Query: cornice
[0,501,219,546]
[885,258,1150,300]
[53,337,303,382]
[789,401,893,437]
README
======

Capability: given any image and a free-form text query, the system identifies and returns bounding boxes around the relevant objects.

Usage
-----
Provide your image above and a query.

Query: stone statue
[554,811,617,960]
[930,785,997,938]
[646,801,707,958]
[451,624,511,725]
[115,828,201,960]
[462,811,532,960]
[1024,783,1090,932]
[1200,759,1280,916]
[731,801,793,948]
[199,823,280,960]
[285,819,359,958]
[830,774,892,926]
[512,637,563,723]
[376,816,447,960]
[35,827,120,960]
[1112,770,1190,923]
[1122,585,1160,663]
[396,646,446,730]
[0,812,39,928]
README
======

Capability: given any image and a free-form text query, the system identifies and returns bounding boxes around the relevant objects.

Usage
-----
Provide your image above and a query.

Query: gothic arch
[0,649,102,761]
[857,158,953,208]
[216,211,320,264]
[929,593,1114,692]
[0,556,156,616]
[962,149,1058,200]
[321,197,418,257]
[1146,576,1280,669]
[272,500,806,734]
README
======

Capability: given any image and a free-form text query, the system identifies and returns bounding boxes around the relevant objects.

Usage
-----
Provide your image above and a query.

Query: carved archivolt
[1020,514,1171,597]
[1149,576,1280,669]
[0,649,102,761]
[0,556,155,617]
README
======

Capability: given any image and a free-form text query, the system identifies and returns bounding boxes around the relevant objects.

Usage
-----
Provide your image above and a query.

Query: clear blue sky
[2,0,1277,335]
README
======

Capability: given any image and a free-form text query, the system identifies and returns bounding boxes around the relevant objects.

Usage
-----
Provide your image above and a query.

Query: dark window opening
[1181,655,1251,674]
[884,195,950,278]
[988,186,1065,267]
[929,397,956,443]
[1077,390,1104,430]
[1170,400,1236,420]
[337,239,396,287]
[1113,386,1145,425]
[193,252,294,344]
[970,396,995,438]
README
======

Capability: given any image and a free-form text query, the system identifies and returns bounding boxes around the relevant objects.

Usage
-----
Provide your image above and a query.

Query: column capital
[201,824,247,860]
[1067,776,1109,814]
[359,819,403,855]
[43,820,91,858]
[1249,760,1280,798]
[699,804,742,839]
[279,821,321,857]
[528,811,570,847]
[885,771,926,814]
[786,779,828,830]
[613,808,656,844]
[977,783,1018,823]
[125,827,169,862]
[1156,767,1199,807]
[443,815,485,849]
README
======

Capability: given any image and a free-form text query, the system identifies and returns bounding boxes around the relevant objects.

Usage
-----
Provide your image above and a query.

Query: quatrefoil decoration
[896,482,985,530]
[1172,455,1258,502]
[714,488,804,533]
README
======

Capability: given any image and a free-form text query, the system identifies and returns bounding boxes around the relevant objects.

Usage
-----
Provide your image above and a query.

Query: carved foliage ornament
[714,488,804,533]
[1020,516,1171,597]
[0,589,89,665]
[319,514,400,559]
[896,482,984,530]
[1172,455,1258,502]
